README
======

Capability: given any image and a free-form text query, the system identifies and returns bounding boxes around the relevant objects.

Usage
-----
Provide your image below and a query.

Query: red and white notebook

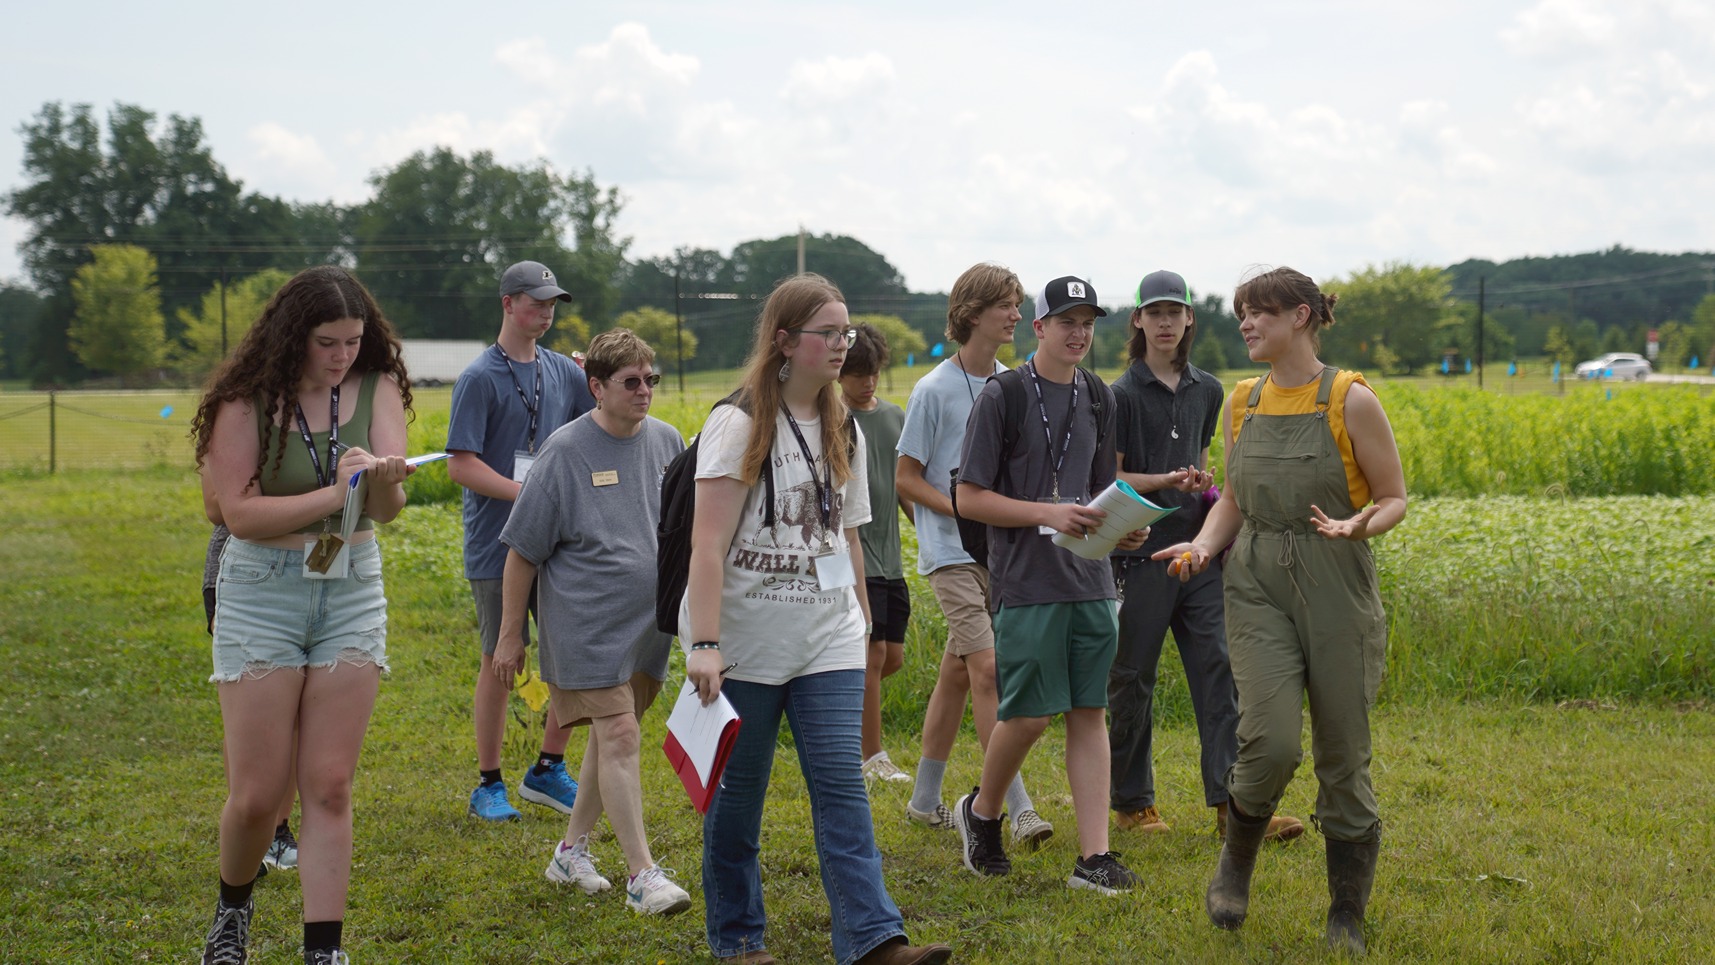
[662,681,742,814]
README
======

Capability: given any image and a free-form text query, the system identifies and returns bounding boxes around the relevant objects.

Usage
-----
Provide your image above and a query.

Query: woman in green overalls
[1153,267,1407,954]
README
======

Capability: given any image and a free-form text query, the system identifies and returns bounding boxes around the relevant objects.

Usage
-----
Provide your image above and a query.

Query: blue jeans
[703,669,904,965]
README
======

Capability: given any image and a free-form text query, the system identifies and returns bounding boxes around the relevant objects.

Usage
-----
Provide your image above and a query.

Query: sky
[2,0,1712,306]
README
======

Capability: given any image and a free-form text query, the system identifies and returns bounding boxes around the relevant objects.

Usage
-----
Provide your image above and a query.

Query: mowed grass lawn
[4,472,1715,963]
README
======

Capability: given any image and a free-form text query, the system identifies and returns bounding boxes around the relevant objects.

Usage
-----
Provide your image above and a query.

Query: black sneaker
[953,788,1011,877]
[1069,851,1140,895]
[201,898,253,965]
[305,949,350,965]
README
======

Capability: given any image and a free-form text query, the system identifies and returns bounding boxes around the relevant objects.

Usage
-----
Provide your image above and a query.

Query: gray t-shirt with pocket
[957,365,1117,611]
[500,413,685,690]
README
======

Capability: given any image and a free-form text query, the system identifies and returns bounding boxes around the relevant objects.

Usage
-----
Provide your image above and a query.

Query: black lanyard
[1025,360,1079,502]
[494,344,543,453]
[780,405,833,545]
[292,384,340,488]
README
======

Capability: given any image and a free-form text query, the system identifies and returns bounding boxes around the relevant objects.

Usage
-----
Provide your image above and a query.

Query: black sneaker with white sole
[200,898,253,965]
[953,788,1011,877]
[1069,851,1140,895]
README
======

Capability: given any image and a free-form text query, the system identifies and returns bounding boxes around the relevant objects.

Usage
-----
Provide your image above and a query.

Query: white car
[1575,352,1652,381]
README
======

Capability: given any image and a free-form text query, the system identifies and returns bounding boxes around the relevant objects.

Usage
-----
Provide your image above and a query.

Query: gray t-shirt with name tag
[957,366,1117,611]
[500,413,685,690]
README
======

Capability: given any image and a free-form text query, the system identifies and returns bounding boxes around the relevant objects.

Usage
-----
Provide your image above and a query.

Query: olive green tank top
[256,371,381,533]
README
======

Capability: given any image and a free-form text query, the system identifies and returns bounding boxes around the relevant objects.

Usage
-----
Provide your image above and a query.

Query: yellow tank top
[1229,369,1372,509]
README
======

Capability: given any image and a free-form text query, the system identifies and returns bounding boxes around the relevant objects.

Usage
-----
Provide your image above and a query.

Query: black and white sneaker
[200,899,253,965]
[305,948,350,965]
[1069,851,1140,895]
[953,788,1011,877]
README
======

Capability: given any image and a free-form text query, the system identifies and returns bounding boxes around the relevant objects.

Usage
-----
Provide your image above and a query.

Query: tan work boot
[1114,805,1171,833]
[1215,801,1305,842]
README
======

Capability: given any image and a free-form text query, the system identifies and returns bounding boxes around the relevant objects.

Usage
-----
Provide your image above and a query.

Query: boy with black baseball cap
[952,275,1149,894]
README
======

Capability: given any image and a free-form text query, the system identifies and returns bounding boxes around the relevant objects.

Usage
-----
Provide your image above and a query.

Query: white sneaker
[1012,808,1054,850]
[545,836,612,894]
[906,802,955,829]
[626,865,692,916]
[862,753,912,783]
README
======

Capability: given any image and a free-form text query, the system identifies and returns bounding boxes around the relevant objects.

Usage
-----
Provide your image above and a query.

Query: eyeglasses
[801,327,858,348]
[605,374,661,391]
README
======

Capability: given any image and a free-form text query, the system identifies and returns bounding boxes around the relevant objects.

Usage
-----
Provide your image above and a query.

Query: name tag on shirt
[302,536,350,579]
[1036,496,1080,537]
[512,450,536,483]
[812,548,856,591]
[591,470,619,487]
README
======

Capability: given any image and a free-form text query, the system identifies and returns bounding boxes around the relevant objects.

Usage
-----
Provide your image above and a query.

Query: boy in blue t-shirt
[446,260,596,822]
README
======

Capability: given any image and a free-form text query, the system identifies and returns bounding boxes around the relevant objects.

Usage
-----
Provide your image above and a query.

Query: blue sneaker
[468,780,522,822]
[520,761,579,815]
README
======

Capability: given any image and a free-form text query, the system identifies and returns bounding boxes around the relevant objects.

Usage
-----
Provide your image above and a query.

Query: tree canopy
[69,245,166,380]
[354,148,627,339]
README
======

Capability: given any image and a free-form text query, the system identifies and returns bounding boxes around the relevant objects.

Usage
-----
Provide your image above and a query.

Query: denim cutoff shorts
[210,537,389,683]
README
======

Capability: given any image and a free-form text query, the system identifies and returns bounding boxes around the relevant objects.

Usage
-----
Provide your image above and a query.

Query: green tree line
[5,101,1714,385]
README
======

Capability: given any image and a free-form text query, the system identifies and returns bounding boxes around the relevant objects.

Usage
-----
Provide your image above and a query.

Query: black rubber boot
[1325,838,1379,955]
[1205,801,1270,929]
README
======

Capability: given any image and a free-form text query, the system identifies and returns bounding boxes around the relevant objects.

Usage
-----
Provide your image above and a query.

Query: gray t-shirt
[447,344,596,580]
[1109,360,1224,556]
[896,356,1006,574]
[958,364,1117,611]
[851,400,905,581]
[500,413,685,690]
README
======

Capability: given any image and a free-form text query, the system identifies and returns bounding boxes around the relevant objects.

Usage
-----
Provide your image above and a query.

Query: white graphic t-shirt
[679,403,872,686]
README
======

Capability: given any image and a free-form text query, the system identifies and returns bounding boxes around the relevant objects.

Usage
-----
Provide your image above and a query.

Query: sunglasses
[605,374,662,391]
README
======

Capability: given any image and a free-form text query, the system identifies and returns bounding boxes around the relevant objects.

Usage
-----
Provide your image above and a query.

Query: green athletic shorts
[992,600,1118,720]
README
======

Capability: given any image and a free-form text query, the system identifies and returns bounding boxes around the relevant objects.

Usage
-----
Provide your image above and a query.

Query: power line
[1449,264,1703,298]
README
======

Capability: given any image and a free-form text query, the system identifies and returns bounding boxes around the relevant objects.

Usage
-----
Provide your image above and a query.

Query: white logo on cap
[1067,282,1086,298]
[542,270,552,280]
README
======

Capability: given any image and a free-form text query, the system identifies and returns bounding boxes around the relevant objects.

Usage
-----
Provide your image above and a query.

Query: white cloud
[781,52,896,108]
[1501,0,1618,57]
[243,123,347,201]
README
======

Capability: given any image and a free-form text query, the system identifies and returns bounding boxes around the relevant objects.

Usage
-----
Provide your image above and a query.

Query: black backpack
[950,365,1108,566]
[655,393,855,638]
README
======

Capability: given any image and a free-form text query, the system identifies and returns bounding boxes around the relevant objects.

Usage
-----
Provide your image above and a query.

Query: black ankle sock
[219,875,254,908]
[274,819,291,837]
[480,769,503,787]
[533,751,564,775]
[304,920,343,953]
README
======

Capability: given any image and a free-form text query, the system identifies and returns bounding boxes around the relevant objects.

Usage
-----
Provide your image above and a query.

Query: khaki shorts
[549,671,664,729]
[927,563,993,657]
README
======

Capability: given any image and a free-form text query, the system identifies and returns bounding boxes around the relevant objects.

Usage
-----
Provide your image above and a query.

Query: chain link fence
[0,390,201,472]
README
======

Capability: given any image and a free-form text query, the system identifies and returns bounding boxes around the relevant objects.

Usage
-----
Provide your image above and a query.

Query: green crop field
[5,478,1715,960]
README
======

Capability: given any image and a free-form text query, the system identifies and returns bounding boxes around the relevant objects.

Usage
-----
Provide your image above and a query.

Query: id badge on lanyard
[780,405,853,591]
[811,539,856,591]
[303,535,350,579]
[1037,495,1081,537]
[512,450,536,483]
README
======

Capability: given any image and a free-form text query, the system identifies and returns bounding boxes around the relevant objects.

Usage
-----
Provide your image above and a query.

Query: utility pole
[1477,276,1485,390]
[673,262,686,395]
[797,224,806,275]
[219,264,229,358]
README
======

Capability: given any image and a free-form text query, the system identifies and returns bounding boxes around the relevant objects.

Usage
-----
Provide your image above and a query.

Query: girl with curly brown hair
[191,265,413,965]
